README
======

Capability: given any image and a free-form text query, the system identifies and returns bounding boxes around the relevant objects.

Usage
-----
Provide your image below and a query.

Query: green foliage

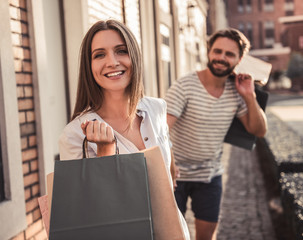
[286,52,303,79]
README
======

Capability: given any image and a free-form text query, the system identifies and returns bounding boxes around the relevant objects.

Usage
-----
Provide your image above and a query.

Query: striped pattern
[165,72,247,182]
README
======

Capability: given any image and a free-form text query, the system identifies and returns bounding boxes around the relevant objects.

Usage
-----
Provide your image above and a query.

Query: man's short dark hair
[207,28,251,58]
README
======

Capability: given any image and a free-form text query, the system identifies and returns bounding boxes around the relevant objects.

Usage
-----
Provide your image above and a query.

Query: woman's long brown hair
[71,20,144,124]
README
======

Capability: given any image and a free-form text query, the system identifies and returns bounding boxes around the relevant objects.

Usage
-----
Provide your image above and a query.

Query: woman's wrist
[96,142,116,157]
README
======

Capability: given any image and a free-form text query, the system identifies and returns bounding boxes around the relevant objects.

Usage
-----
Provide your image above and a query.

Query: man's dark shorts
[174,175,222,222]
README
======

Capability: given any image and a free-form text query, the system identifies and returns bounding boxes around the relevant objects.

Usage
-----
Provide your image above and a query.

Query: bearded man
[165,28,267,240]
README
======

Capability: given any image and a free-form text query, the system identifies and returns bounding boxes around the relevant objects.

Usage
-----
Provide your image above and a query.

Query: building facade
[0,0,208,239]
[224,0,303,89]
[206,0,228,35]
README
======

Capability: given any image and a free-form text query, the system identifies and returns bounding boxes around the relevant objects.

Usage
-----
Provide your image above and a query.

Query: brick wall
[8,0,47,239]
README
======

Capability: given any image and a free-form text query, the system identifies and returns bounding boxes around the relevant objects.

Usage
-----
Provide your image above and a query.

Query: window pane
[124,0,141,46]
[158,0,170,13]
[264,21,275,47]
[87,0,123,25]
[238,22,245,32]
[264,0,274,12]
[238,0,244,13]
[160,23,171,91]
[284,1,294,15]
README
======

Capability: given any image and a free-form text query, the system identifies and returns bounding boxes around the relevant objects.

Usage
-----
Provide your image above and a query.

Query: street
[183,92,303,240]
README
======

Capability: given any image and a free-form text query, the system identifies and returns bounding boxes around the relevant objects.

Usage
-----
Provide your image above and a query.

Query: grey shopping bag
[49,139,153,240]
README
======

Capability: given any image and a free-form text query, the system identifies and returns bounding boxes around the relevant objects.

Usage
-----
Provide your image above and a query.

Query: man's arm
[235,74,268,137]
[167,113,178,129]
[238,101,267,137]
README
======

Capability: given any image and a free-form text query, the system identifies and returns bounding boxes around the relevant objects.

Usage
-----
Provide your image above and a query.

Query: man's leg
[174,181,190,215]
[191,176,222,240]
[195,219,217,240]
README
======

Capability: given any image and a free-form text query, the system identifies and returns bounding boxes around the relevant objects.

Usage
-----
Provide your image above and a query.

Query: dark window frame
[265,28,275,38]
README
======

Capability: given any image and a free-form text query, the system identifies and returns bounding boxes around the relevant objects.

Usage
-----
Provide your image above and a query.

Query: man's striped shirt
[165,72,247,183]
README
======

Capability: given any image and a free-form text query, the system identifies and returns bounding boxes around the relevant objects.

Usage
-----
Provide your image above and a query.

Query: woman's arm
[170,150,180,190]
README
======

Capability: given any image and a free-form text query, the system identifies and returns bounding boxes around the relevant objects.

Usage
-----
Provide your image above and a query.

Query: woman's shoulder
[140,96,166,105]
[139,96,166,110]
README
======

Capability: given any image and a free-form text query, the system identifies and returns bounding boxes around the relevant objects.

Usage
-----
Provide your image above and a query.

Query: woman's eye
[117,49,128,55]
[93,53,105,59]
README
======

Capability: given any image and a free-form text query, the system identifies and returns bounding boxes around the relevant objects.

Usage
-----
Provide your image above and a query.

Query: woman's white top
[59,96,190,239]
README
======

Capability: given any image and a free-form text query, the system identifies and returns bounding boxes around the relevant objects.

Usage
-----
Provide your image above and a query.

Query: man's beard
[207,59,236,77]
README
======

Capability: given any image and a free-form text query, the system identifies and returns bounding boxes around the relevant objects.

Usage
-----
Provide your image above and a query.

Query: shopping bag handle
[82,136,119,158]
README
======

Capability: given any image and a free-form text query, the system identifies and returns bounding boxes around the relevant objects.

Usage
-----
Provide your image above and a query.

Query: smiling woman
[58,19,190,239]
[72,20,143,125]
[91,30,132,95]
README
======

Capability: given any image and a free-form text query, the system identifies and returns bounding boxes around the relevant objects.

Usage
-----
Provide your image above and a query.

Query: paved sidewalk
[267,98,303,138]
[184,143,276,240]
[183,93,303,239]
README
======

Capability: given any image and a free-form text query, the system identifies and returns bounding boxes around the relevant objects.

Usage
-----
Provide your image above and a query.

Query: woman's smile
[91,29,132,92]
[104,70,125,78]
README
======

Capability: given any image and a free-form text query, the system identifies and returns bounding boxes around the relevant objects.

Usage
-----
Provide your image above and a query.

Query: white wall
[29,0,68,193]
[140,0,159,97]
[63,0,89,114]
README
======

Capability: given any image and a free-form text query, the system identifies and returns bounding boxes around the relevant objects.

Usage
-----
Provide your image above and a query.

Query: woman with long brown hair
[59,19,190,239]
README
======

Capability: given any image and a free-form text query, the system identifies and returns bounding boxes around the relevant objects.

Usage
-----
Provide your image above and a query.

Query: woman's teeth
[106,71,123,77]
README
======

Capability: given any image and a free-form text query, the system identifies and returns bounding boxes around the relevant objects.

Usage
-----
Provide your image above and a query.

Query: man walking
[165,28,267,240]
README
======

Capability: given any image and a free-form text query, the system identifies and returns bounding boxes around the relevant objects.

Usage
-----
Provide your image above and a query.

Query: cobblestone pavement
[182,93,303,240]
[267,98,303,138]
[184,143,276,240]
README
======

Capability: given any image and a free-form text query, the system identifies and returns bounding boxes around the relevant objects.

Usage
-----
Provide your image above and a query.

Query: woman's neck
[97,92,130,119]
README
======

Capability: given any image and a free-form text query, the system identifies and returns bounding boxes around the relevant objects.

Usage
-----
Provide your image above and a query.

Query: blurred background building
[222,0,303,91]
